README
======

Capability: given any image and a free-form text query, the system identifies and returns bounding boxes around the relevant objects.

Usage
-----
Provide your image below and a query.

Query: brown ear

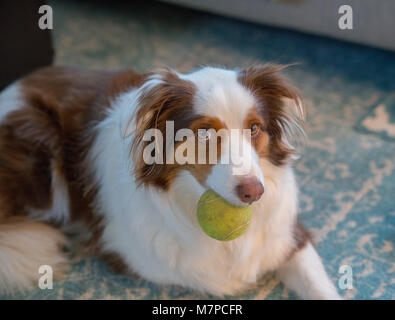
[130,70,197,189]
[238,64,306,165]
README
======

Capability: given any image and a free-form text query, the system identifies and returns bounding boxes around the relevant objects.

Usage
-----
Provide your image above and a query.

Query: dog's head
[130,65,305,206]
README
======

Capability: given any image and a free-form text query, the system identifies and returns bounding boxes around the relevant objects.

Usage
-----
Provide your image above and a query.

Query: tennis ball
[197,190,252,241]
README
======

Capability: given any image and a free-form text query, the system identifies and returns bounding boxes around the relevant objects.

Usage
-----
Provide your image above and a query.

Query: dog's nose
[236,177,264,204]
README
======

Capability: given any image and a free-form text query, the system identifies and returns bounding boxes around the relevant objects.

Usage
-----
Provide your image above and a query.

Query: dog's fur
[0,65,341,299]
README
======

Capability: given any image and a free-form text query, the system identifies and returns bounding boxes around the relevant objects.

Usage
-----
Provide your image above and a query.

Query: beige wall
[161,0,395,51]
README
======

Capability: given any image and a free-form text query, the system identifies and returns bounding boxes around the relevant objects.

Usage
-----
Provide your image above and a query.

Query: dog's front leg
[277,241,342,300]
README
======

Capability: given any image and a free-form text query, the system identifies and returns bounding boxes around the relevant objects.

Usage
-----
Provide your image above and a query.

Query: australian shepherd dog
[0,65,340,299]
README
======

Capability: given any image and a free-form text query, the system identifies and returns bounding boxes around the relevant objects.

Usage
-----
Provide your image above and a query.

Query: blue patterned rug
[3,0,395,300]
[357,95,395,142]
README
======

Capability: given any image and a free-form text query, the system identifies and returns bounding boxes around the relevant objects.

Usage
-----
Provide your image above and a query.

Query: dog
[0,65,341,299]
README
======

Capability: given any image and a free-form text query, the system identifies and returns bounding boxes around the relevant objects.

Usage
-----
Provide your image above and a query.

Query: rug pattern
[357,95,395,142]
[3,0,395,300]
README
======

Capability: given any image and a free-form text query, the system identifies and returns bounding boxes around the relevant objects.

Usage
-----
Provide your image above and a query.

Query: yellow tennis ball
[197,190,252,241]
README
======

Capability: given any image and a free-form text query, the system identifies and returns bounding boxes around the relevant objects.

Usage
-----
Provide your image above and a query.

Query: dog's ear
[238,64,306,165]
[129,69,196,188]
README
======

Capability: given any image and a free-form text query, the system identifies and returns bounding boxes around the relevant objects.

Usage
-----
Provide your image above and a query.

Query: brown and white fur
[0,65,341,299]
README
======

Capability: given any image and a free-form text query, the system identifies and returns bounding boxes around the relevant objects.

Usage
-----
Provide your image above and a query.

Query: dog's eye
[250,123,260,137]
[197,129,212,142]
